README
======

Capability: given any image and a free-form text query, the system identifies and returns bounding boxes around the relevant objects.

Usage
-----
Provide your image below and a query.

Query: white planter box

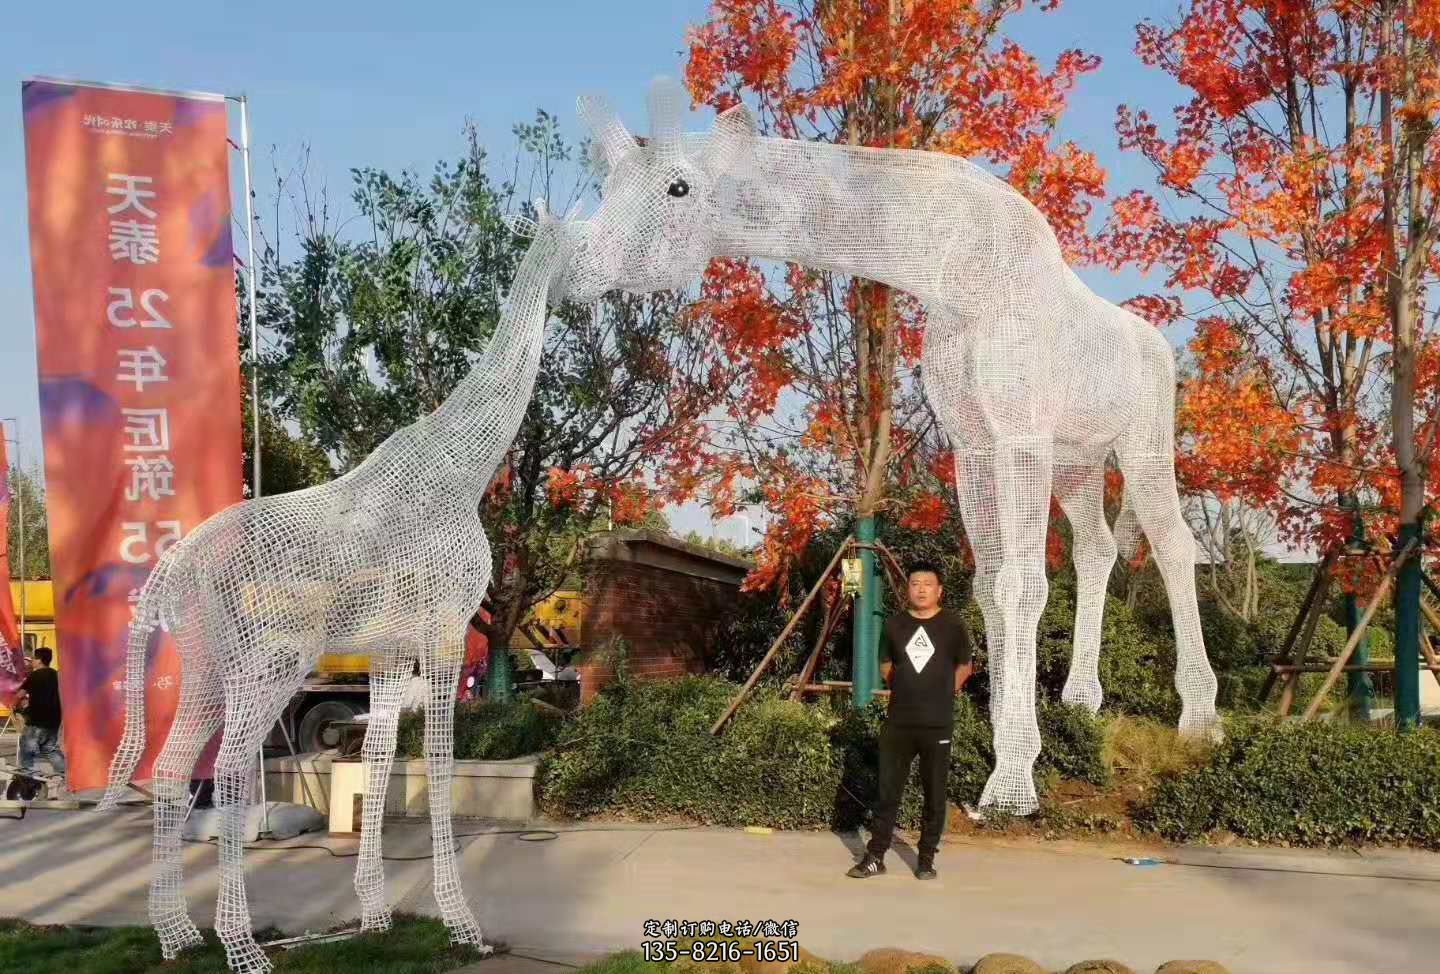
[263,751,539,830]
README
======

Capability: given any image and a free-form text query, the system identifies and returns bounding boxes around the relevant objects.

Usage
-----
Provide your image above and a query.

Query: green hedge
[1136,718,1440,847]
[537,674,1106,830]
[537,676,842,828]
[397,699,562,761]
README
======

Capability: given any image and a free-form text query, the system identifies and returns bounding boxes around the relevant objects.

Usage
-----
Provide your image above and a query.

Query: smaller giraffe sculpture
[556,77,1221,815]
[97,207,581,974]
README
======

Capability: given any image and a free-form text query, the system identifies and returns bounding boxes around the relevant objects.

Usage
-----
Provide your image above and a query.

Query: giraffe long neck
[710,138,987,300]
[416,226,567,500]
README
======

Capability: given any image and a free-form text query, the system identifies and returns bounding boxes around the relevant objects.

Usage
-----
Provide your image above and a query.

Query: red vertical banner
[20,79,243,791]
[0,437,24,701]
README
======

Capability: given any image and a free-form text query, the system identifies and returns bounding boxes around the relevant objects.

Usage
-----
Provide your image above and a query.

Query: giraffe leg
[423,625,488,950]
[1116,321,1221,740]
[354,651,412,932]
[1117,453,1220,739]
[967,437,1053,815]
[149,651,224,959]
[952,451,1007,725]
[213,663,304,974]
[1054,461,1117,714]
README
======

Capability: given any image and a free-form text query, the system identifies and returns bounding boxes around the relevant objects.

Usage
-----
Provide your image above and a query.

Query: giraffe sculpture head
[560,77,759,304]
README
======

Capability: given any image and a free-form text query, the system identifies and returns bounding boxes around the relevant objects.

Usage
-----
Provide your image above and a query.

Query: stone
[1155,962,1230,974]
[857,947,958,974]
[1064,961,1134,974]
[970,954,1045,974]
[741,945,826,974]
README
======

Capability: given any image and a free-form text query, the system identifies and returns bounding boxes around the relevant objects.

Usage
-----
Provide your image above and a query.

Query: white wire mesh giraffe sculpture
[96,209,579,973]
[557,77,1221,815]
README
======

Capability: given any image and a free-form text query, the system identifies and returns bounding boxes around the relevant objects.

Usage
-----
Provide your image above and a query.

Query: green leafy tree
[240,388,335,499]
[5,463,51,580]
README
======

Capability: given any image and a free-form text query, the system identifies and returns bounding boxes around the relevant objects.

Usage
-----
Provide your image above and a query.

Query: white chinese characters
[83,115,175,137]
[125,456,176,502]
[117,346,170,392]
[108,173,160,265]
[121,408,171,453]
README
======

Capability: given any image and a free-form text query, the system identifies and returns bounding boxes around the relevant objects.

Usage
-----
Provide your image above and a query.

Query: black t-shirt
[19,667,62,731]
[878,610,973,727]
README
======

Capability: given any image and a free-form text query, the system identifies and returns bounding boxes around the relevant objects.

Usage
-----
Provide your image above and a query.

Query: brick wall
[577,530,751,703]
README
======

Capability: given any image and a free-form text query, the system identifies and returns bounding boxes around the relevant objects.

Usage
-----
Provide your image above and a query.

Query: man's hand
[954,662,973,695]
[879,660,893,687]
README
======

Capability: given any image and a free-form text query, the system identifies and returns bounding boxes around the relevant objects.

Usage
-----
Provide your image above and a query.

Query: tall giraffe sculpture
[96,208,580,973]
[556,78,1221,814]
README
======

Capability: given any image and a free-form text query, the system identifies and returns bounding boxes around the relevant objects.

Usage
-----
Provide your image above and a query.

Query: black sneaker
[846,854,885,878]
[915,857,937,880]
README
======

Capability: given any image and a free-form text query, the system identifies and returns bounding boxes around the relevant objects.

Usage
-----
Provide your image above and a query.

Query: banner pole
[11,422,24,649]
[17,440,23,650]
[236,94,263,502]
[231,94,268,830]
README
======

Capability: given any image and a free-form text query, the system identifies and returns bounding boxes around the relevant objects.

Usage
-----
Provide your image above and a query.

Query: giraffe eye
[667,178,690,198]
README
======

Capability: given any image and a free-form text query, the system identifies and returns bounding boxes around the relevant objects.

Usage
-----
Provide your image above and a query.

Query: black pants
[866,722,952,860]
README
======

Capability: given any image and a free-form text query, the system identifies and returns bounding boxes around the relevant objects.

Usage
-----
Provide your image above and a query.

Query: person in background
[400,660,428,712]
[15,648,69,795]
[847,560,973,881]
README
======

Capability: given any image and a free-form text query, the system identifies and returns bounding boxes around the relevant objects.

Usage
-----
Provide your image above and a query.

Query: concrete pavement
[1,804,1438,973]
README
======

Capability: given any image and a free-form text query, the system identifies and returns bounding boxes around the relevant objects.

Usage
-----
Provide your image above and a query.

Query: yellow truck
[2,580,59,719]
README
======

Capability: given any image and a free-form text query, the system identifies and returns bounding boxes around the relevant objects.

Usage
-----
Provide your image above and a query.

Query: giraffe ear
[503,214,540,239]
[703,101,757,181]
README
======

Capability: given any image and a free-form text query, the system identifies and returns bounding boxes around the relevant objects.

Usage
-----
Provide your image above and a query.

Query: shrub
[1135,717,1440,847]
[539,675,844,828]
[397,698,562,761]
[539,675,1108,831]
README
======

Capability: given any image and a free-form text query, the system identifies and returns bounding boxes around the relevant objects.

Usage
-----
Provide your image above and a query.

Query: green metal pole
[1395,521,1422,730]
[852,515,879,708]
[486,637,513,703]
[1344,592,1373,722]
[1345,513,1373,722]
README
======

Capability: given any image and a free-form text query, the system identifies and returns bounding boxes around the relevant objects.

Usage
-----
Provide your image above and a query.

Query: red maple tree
[1102,0,1440,598]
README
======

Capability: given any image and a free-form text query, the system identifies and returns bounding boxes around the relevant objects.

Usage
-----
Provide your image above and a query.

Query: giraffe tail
[96,569,168,811]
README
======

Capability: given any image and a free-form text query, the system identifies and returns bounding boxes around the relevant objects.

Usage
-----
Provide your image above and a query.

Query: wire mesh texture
[560,77,1221,816]
[96,211,577,973]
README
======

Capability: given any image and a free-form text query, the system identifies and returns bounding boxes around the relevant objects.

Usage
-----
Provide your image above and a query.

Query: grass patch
[1100,715,1213,784]
[579,952,671,974]
[0,914,485,973]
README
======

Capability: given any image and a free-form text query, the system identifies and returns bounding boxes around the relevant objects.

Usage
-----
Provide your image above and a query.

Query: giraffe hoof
[446,917,486,948]
[221,939,273,974]
[360,908,393,933]
[1061,681,1103,714]
[979,765,1039,817]
[156,917,205,958]
[1179,711,1223,744]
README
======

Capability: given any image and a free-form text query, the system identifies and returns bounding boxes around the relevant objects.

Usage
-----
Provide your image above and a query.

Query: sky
[0,0,1193,545]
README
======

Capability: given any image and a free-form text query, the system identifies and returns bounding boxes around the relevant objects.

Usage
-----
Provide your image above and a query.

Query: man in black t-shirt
[847,560,973,881]
[15,648,67,782]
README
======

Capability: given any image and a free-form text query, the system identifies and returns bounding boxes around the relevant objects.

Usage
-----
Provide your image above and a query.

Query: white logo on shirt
[905,626,936,673]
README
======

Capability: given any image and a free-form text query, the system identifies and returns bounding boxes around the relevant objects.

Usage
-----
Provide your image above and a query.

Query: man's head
[34,648,52,668]
[560,77,758,304]
[906,561,944,613]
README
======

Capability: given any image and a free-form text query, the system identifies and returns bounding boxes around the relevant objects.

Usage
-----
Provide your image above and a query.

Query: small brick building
[576,529,753,703]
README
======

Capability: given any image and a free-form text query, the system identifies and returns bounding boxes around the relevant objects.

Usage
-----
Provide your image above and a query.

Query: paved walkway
[1,804,1438,973]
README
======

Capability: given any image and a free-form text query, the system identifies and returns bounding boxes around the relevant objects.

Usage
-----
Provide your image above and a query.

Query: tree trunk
[1382,5,1426,729]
